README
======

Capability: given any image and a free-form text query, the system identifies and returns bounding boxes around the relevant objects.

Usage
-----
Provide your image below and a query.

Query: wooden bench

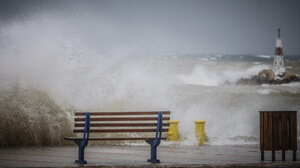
[65,111,170,164]
[260,111,297,161]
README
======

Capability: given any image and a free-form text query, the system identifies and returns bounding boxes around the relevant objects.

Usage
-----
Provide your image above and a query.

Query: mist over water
[1,10,300,146]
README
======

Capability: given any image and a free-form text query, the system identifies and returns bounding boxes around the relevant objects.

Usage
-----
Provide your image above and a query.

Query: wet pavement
[0,144,299,167]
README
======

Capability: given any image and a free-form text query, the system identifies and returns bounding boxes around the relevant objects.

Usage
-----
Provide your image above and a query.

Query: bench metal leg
[147,145,160,163]
[75,146,87,164]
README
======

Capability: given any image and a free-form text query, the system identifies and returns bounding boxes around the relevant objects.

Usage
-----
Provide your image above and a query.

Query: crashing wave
[0,85,73,146]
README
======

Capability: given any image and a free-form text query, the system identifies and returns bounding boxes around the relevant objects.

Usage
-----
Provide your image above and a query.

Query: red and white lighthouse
[273,29,285,75]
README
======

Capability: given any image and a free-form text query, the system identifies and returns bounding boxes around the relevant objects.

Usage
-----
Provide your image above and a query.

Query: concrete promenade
[0,144,299,167]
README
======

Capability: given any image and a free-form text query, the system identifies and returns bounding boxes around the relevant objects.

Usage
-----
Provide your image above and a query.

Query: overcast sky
[0,0,300,55]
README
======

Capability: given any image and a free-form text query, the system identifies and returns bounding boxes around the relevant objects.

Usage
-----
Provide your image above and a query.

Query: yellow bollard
[194,120,206,145]
[167,120,180,141]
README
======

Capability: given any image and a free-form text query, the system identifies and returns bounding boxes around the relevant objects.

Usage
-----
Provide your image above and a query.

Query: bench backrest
[73,111,171,140]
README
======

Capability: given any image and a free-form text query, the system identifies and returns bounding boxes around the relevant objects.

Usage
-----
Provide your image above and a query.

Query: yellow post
[194,120,206,145]
[167,120,180,141]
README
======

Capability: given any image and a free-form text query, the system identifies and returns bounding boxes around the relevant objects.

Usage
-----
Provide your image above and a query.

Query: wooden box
[260,111,297,161]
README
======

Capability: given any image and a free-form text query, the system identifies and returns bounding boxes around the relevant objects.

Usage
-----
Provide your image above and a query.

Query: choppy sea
[1,53,299,146]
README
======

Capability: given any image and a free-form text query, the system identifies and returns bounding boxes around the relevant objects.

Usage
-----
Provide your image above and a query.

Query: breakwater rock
[236,69,300,85]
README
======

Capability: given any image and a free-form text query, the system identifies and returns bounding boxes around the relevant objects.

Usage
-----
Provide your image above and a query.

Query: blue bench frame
[74,112,90,164]
[74,112,164,164]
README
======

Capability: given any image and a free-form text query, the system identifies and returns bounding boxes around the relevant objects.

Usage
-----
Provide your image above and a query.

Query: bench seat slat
[74,128,169,133]
[75,123,170,127]
[75,111,170,116]
[65,137,167,141]
[75,117,170,122]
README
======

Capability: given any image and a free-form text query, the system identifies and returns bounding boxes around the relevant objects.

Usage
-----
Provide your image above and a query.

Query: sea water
[0,15,300,146]
[1,51,299,146]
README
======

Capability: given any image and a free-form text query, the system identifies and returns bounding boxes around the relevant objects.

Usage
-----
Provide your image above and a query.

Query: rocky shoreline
[236,69,300,85]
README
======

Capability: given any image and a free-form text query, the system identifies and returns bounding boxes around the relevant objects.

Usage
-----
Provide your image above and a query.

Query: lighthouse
[273,29,285,75]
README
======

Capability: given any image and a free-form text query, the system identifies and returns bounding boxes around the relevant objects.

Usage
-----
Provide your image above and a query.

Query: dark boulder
[258,69,275,81]
[281,72,299,82]
[235,69,299,85]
